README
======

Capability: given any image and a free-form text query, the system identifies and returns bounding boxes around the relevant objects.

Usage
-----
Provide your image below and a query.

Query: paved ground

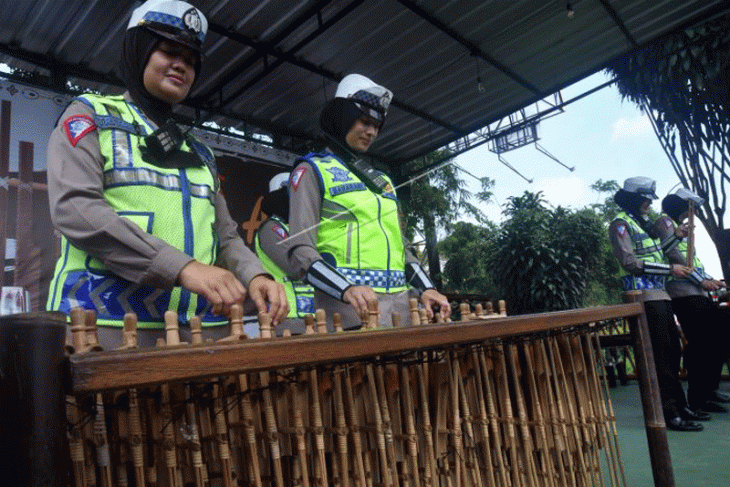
[610,380,730,486]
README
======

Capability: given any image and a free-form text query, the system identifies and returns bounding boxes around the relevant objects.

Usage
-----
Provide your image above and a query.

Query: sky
[453,71,724,278]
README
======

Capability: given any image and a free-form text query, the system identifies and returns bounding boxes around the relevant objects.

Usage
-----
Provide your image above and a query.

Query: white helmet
[128,0,208,52]
[269,172,290,193]
[335,74,393,123]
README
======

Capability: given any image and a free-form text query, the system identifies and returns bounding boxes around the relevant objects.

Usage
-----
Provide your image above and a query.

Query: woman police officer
[284,74,451,330]
[46,0,287,347]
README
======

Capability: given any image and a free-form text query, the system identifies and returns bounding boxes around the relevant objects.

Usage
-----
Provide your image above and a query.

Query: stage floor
[611,378,730,486]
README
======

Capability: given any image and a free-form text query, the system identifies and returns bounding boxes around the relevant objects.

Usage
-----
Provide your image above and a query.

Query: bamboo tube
[475,303,484,317]
[494,342,523,487]
[549,337,590,486]
[590,333,627,487]
[70,307,88,353]
[446,352,464,487]
[506,343,540,486]
[399,363,420,487]
[455,356,484,487]
[536,339,576,487]
[284,337,311,487]
[237,372,263,487]
[66,395,88,487]
[519,342,557,487]
[161,311,182,487]
[184,384,206,487]
[367,299,401,487]
[409,298,421,326]
[498,300,507,317]
[258,311,285,487]
[143,394,159,487]
[566,335,602,485]
[469,347,498,487]
[212,382,235,487]
[85,309,104,352]
[359,306,393,487]
[189,315,203,345]
[580,333,619,487]
[118,313,139,350]
[304,314,329,487]
[330,313,352,487]
[93,393,114,487]
[343,363,368,487]
[485,301,494,316]
[418,308,428,326]
[478,348,510,487]
[127,389,146,487]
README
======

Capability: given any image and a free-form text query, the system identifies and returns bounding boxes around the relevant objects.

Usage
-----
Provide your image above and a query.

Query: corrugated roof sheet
[1,0,727,168]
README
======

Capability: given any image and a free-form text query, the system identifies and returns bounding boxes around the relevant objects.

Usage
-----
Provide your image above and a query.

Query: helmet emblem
[182,8,202,35]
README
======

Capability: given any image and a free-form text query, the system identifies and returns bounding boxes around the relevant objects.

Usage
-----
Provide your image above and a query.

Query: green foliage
[487,191,609,314]
[401,150,494,239]
[438,221,498,295]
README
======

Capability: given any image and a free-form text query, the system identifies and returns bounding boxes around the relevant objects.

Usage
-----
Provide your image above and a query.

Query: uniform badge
[290,166,307,190]
[326,166,352,182]
[270,222,288,240]
[182,8,203,35]
[665,218,674,228]
[63,115,96,147]
[616,224,627,236]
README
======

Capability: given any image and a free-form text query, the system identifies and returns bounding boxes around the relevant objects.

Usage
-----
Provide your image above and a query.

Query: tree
[606,13,730,279]
[438,221,498,295]
[399,150,494,287]
[488,191,606,314]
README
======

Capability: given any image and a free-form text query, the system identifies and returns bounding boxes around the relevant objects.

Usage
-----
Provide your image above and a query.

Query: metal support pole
[623,291,676,487]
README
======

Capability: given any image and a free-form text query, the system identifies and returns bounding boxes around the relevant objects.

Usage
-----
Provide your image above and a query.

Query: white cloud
[536,176,587,208]
[611,115,652,139]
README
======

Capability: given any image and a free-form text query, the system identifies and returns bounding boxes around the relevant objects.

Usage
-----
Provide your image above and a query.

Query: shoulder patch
[616,224,627,236]
[664,218,674,228]
[63,114,96,147]
[290,165,307,191]
[270,222,288,240]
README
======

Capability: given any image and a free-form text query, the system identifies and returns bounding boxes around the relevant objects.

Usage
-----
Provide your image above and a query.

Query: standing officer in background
[285,74,451,330]
[255,173,315,336]
[609,177,705,431]
[46,0,287,347]
[656,189,730,414]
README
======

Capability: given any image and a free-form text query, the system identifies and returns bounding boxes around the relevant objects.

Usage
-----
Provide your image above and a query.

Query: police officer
[656,189,730,413]
[255,173,315,336]
[46,0,287,347]
[609,177,704,431]
[285,74,451,330]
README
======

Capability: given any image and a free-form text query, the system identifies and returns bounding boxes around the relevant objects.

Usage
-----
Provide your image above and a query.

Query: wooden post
[623,291,676,487]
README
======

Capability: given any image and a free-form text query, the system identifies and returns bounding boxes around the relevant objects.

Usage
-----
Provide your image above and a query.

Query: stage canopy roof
[1,0,727,171]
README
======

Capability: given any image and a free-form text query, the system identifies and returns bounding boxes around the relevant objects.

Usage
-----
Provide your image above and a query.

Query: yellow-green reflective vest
[47,94,222,328]
[303,153,408,293]
[661,213,707,282]
[254,218,315,318]
[614,211,666,291]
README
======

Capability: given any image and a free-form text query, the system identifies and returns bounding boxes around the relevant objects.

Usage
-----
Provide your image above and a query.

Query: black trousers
[644,300,687,419]
[671,295,729,408]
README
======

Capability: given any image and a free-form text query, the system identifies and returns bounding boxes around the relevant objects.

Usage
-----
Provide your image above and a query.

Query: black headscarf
[120,26,201,127]
[319,98,372,156]
[261,188,289,222]
[614,189,655,235]
[662,194,689,223]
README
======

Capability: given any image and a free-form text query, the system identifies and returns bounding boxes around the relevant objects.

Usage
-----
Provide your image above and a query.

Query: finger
[249,286,269,316]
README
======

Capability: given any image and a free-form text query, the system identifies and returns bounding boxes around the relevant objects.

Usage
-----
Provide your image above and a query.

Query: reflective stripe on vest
[613,211,667,291]
[304,153,407,293]
[48,94,221,328]
[254,218,315,318]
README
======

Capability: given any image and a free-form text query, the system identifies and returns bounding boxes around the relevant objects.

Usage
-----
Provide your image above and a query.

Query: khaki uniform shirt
[47,95,265,292]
